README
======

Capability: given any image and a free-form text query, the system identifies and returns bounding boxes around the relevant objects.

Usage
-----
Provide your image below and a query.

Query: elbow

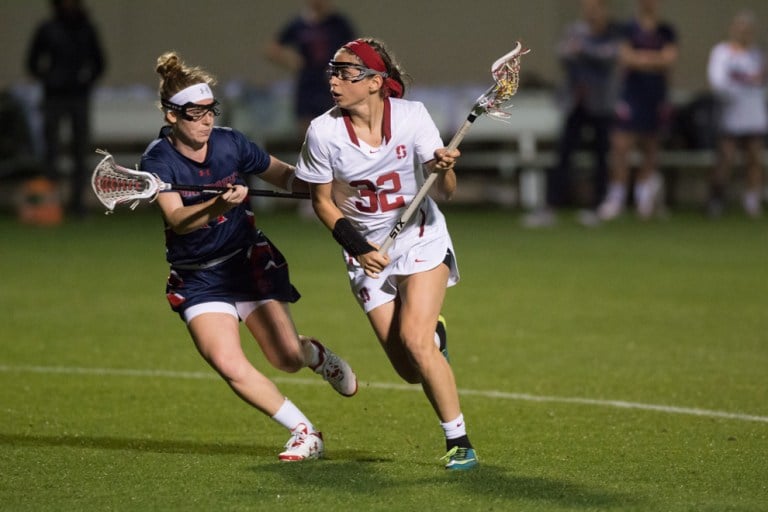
[438,188,456,202]
[170,224,195,236]
[164,214,198,236]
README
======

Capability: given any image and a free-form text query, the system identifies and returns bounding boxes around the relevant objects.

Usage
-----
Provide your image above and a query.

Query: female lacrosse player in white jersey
[139,51,358,462]
[295,38,477,470]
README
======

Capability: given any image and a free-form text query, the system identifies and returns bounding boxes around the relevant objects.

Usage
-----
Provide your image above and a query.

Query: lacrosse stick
[91,150,309,213]
[379,42,529,253]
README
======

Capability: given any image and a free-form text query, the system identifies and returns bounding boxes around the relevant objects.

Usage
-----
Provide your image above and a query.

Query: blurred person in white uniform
[707,10,767,218]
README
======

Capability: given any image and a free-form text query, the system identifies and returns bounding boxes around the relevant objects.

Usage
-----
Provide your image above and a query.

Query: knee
[397,333,437,380]
[208,351,252,383]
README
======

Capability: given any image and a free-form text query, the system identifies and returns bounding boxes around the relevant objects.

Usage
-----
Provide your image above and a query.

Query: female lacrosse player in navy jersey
[295,38,477,470]
[139,51,357,462]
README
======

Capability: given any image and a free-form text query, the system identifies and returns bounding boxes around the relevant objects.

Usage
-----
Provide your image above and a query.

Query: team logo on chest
[396,145,407,159]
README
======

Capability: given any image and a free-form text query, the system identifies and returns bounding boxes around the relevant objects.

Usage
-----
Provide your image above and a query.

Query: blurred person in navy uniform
[26,0,105,218]
[597,0,678,221]
[707,10,766,218]
[523,0,621,227]
[265,0,356,136]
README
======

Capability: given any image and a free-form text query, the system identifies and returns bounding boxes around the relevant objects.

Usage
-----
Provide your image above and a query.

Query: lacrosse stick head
[476,41,530,120]
[91,150,163,212]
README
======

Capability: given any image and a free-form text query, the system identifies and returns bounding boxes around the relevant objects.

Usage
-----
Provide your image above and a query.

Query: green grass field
[1,206,766,511]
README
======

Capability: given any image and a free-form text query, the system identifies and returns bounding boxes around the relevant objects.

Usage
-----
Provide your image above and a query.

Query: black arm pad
[332,217,375,256]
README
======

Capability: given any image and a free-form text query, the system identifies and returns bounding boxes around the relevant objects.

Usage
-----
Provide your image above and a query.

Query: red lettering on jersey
[396,145,407,159]
[351,172,405,213]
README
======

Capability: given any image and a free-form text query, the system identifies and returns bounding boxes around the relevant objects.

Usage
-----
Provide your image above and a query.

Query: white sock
[744,190,761,214]
[300,336,323,369]
[635,173,658,202]
[440,413,467,440]
[271,398,314,432]
[606,183,626,204]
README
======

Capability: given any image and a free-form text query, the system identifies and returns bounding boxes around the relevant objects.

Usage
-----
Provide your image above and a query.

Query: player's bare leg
[599,130,634,220]
[743,136,765,217]
[709,136,737,217]
[188,312,286,415]
[190,310,325,461]
[243,301,305,372]
[367,263,477,469]
[244,300,357,396]
[367,269,459,419]
[398,264,461,422]
[634,134,663,218]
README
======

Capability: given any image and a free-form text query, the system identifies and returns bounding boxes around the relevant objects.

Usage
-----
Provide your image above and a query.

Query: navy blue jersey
[140,126,271,266]
[277,13,355,117]
[620,19,677,104]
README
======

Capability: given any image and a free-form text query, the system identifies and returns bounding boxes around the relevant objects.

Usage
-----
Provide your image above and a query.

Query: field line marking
[2,363,767,424]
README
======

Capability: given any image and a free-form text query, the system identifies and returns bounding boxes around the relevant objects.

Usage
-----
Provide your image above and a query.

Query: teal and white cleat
[442,446,479,471]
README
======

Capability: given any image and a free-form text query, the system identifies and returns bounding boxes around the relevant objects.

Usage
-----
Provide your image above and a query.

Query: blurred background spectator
[706,9,766,219]
[522,0,621,228]
[264,0,355,218]
[597,0,678,221]
[26,0,105,219]
[265,0,356,138]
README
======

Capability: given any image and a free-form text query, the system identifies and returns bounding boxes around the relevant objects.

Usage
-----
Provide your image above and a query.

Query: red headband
[343,39,404,98]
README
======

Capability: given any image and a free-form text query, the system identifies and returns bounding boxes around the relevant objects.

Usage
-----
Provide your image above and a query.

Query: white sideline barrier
[92,87,159,149]
[85,84,750,208]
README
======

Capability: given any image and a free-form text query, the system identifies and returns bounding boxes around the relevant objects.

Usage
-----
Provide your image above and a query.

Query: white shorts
[182,299,272,324]
[346,230,460,313]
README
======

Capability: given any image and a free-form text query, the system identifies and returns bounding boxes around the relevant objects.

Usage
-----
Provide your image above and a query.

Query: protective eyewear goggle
[162,99,222,121]
[325,61,386,82]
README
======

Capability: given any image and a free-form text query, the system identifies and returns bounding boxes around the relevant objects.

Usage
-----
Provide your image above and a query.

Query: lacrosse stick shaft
[378,116,476,254]
[91,150,310,212]
[168,183,309,200]
[377,41,527,254]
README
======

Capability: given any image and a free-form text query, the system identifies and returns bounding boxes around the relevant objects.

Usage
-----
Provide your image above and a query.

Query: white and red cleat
[278,423,324,462]
[303,336,358,397]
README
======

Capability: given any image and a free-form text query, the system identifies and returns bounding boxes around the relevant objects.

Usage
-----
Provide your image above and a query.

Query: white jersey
[296,97,448,252]
[707,42,768,136]
[296,97,459,311]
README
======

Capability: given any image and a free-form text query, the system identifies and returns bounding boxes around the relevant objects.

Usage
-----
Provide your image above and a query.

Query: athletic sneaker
[576,209,601,227]
[435,315,449,362]
[597,184,626,221]
[743,190,763,219]
[442,446,479,471]
[597,198,624,221]
[520,207,557,228]
[303,336,358,397]
[635,172,663,219]
[278,423,324,461]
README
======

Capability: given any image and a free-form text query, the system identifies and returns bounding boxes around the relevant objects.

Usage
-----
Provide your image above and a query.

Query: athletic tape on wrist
[332,218,375,256]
